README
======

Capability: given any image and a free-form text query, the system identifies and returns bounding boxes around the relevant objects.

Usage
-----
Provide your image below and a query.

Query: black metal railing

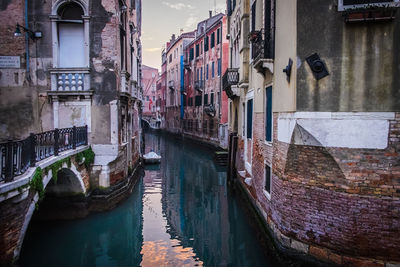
[251,33,274,62]
[0,126,88,183]
[222,68,239,91]
[194,80,204,91]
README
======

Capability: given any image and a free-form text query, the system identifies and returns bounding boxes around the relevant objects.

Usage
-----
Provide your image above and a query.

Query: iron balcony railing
[0,126,88,183]
[251,31,274,62]
[194,80,204,91]
[222,68,239,91]
[204,104,216,117]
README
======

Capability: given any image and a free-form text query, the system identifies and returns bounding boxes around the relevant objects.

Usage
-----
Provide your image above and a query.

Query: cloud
[145,48,161,52]
[185,15,198,29]
[162,2,195,10]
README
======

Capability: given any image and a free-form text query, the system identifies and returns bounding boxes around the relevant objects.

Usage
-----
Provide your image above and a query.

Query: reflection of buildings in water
[144,132,162,155]
[160,138,231,266]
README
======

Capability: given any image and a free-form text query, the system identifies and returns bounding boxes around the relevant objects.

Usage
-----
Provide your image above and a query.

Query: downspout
[218,20,223,122]
[25,0,30,81]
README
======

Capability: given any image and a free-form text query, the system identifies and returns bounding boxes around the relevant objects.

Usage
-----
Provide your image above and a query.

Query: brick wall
[235,112,400,263]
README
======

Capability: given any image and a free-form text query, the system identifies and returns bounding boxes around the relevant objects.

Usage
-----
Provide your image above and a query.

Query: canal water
[20,132,297,266]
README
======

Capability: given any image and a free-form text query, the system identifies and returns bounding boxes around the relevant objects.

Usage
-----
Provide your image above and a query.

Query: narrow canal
[19,132,298,266]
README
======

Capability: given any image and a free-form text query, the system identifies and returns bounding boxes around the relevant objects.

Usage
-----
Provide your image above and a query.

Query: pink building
[142,65,159,119]
[183,13,229,148]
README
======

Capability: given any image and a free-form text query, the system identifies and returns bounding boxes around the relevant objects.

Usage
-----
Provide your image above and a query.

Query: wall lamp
[14,24,42,40]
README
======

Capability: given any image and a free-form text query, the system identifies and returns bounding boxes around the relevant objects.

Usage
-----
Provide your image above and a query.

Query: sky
[142,0,226,70]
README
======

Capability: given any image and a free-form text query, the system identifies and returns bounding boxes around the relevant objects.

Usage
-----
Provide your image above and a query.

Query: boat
[143,151,161,164]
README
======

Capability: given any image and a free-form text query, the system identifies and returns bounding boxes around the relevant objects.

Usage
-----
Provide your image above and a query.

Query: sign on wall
[0,56,21,68]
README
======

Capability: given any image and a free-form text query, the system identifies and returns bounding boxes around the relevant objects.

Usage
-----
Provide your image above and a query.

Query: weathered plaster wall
[296,0,400,112]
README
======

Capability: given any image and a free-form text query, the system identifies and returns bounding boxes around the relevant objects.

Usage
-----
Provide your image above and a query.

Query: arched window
[57,2,85,67]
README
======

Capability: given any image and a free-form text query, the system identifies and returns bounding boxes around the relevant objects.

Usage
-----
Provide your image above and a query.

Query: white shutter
[59,23,85,67]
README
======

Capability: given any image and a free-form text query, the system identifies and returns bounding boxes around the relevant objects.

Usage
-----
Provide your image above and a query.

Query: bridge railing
[0,126,88,183]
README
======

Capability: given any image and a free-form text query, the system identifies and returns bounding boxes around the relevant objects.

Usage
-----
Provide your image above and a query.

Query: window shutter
[247,99,253,138]
[251,0,256,32]
[266,86,272,141]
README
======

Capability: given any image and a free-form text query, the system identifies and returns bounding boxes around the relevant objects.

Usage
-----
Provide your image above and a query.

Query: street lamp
[14,24,42,40]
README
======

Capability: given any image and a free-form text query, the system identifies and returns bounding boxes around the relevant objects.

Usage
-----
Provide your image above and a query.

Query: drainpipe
[218,20,223,123]
[25,0,30,80]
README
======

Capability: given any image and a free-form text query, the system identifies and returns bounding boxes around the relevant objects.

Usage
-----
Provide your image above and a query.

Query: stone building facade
[0,0,143,191]
[183,13,230,148]
[165,32,195,134]
[225,0,400,265]
[142,65,159,124]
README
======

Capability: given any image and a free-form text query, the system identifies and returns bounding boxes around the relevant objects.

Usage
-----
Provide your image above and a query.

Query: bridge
[142,115,161,130]
[0,126,90,265]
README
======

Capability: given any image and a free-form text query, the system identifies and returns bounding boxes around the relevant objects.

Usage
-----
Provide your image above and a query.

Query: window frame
[263,163,272,200]
[338,0,399,11]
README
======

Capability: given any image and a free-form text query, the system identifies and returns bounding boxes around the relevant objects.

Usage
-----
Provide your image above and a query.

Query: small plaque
[0,56,21,69]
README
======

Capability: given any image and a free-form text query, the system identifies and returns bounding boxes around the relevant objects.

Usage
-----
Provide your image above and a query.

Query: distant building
[142,65,159,116]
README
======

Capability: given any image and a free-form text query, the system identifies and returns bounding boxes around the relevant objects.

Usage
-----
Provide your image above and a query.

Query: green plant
[44,157,71,184]
[76,147,95,169]
[29,167,45,203]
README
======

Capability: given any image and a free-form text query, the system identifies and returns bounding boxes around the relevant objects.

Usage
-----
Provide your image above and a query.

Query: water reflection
[20,132,285,267]
[20,179,144,266]
[144,132,273,266]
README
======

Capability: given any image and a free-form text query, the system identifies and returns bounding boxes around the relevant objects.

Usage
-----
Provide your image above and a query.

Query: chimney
[171,34,176,42]
[209,10,212,18]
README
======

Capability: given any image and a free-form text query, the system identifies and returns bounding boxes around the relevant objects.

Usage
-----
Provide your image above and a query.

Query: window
[195,95,202,106]
[251,0,256,32]
[196,44,199,57]
[189,48,194,61]
[57,3,85,67]
[217,28,221,44]
[264,164,271,196]
[210,93,214,104]
[153,96,155,101]
[169,54,172,63]
[204,36,209,51]
[265,86,272,142]
[211,32,215,48]
[200,67,203,81]
[197,68,199,81]
[204,94,208,105]
[247,99,253,138]
[146,96,149,101]
[200,41,203,54]
[217,58,221,76]
[212,62,215,78]
[206,64,209,80]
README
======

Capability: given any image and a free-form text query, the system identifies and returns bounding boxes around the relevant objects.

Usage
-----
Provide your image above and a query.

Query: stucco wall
[296,0,400,112]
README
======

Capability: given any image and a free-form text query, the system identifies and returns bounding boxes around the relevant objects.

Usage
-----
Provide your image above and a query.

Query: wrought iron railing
[222,68,239,91]
[168,80,175,89]
[195,80,204,91]
[0,126,88,183]
[251,32,274,62]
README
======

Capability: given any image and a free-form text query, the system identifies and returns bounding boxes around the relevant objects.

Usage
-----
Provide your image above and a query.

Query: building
[225,0,400,265]
[157,47,168,129]
[0,0,143,195]
[165,31,195,133]
[183,13,230,148]
[142,65,159,127]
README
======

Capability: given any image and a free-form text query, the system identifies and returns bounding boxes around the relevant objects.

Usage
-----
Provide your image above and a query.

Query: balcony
[184,59,191,71]
[49,68,92,97]
[204,104,216,117]
[250,31,274,74]
[120,71,131,96]
[222,68,239,99]
[194,80,204,92]
[168,80,175,90]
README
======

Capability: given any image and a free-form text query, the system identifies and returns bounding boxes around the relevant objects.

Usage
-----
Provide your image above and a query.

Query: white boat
[143,151,161,164]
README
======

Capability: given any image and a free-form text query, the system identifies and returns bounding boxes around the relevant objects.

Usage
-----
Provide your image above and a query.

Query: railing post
[84,125,88,145]
[30,133,36,167]
[5,141,14,182]
[54,128,59,156]
[72,126,77,149]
